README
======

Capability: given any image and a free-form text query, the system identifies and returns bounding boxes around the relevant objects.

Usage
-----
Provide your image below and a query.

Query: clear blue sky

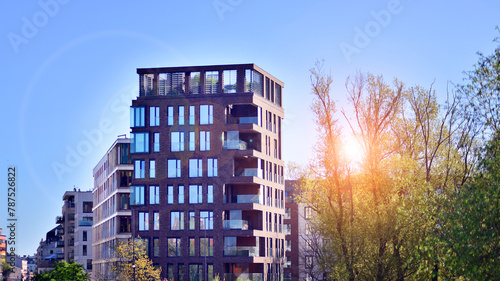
[1,0,499,256]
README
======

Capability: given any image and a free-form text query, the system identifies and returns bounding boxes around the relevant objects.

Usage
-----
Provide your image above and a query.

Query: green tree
[109,238,162,281]
[1,262,14,281]
[32,261,88,281]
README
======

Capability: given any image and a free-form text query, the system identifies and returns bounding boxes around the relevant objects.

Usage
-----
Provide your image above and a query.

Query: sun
[342,135,364,166]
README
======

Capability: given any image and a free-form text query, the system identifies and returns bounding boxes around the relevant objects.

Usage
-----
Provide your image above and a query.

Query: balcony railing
[56,241,64,248]
[223,140,247,150]
[227,116,260,125]
[55,216,64,224]
[55,228,64,236]
[78,220,92,226]
[235,168,263,178]
[68,214,75,221]
[224,273,263,281]
[223,246,259,257]
[223,219,249,230]
[225,194,261,204]
[56,253,64,260]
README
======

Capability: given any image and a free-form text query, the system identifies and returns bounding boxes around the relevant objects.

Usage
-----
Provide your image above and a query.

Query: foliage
[1,262,14,281]
[31,261,88,281]
[109,238,162,281]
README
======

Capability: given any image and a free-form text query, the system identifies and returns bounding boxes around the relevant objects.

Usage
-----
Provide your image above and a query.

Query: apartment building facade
[129,64,285,280]
[92,137,133,279]
[56,190,94,275]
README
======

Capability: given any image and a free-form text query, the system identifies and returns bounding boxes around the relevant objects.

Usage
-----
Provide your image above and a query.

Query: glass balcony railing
[227,116,259,125]
[237,168,262,178]
[223,219,249,230]
[223,140,248,150]
[223,246,259,257]
[224,273,263,281]
[78,220,92,226]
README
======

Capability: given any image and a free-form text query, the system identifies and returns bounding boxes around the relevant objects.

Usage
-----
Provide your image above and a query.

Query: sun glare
[342,136,364,167]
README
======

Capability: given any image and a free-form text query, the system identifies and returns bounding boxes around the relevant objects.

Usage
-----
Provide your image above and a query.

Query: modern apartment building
[129,64,285,280]
[35,226,63,273]
[56,190,94,275]
[92,137,133,279]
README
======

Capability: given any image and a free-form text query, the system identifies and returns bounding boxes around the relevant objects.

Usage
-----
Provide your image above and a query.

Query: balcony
[223,140,247,150]
[238,168,262,178]
[225,194,261,204]
[56,241,64,248]
[68,214,75,221]
[223,219,249,230]
[79,220,92,227]
[68,240,74,247]
[55,228,64,236]
[226,104,262,126]
[55,216,64,224]
[223,246,259,257]
[68,227,75,234]
[224,273,263,281]
[56,253,64,260]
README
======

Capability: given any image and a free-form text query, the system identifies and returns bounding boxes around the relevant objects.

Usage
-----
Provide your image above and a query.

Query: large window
[207,185,213,204]
[179,106,185,125]
[200,131,210,151]
[200,237,214,257]
[150,106,160,126]
[153,133,160,152]
[179,185,185,204]
[131,132,149,153]
[171,211,184,230]
[205,71,219,94]
[150,185,160,205]
[167,185,174,204]
[168,238,182,257]
[131,107,145,127]
[189,159,203,178]
[189,106,195,125]
[153,238,160,257]
[245,69,263,96]
[189,132,195,151]
[167,106,174,126]
[149,160,156,178]
[207,158,217,177]
[200,211,213,230]
[189,264,203,281]
[190,72,201,94]
[130,186,145,205]
[189,238,195,257]
[153,212,160,230]
[223,70,237,93]
[168,159,181,178]
[139,212,149,231]
[159,72,185,95]
[189,211,196,230]
[171,132,185,152]
[200,105,213,125]
[189,185,202,204]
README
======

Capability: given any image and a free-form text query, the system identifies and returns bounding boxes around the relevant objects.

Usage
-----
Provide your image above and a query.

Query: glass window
[189,238,195,257]
[131,132,149,153]
[131,107,145,127]
[189,185,202,204]
[83,231,87,241]
[150,106,160,126]
[189,106,195,125]
[207,158,217,177]
[223,70,237,93]
[189,211,196,230]
[189,132,195,151]
[275,84,282,106]
[139,212,149,231]
[207,185,213,204]
[178,185,184,204]
[153,133,160,152]
[159,72,185,95]
[200,131,210,151]
[150,185,159,205]
[153,238,160,257]
[167,237,182,257]
[149,160,156,178]
[167,264,174,281]
[168,159,181,178]
[245,69,263,96]
[167,106,174,126]
[170,211,184,230]
[200,105,213,125]
[83,245,87,256]
[140,74,154,96]
[190,72,201,94]
[200,211,213,230]
[153,212,160,230]
[130,186,145,205]
[200,237,213,257]
[205,71,219,94]
[189,264,203,281]
[171,132,185,152]
[189,159,203,177]
[179,106,185,125]
[167,185,174,204]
